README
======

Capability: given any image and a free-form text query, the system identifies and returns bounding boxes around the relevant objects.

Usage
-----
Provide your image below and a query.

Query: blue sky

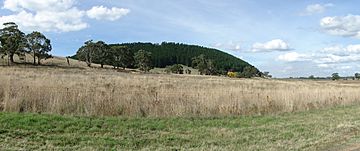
[1,0,360,77]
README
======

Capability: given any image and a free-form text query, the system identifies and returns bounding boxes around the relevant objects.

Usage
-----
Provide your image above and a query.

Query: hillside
[0,54,200,75]
[107,42,258,73]
[0,54,98,69]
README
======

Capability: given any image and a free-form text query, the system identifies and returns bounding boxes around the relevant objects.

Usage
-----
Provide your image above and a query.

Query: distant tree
[262,71,272,78]
[191,54,217,75]
[26,31,52,65]
[185,69,191,74]
[0,22,27,64]
[355,73,360,80]
[76,40,94,67]
[91,41,110,68]
[134,50,153,72]
[165,64,184,74]
[192,54,207,75]
[309,75,315,79]
[76,40,110,68]
[205,59,217,75]
[110,46,134,69]
[237,66,259,78]
[332,73,340,81]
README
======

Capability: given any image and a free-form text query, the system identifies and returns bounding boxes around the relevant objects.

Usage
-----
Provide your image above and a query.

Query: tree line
[112,42,261,74]
[73,42,262,77]
[0,22,52,65]
[75,40,261,77]
[75,40,154,72]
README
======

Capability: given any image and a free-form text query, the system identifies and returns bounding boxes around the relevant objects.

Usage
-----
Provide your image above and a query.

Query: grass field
[2,64,360,117]
[1,105,360,150]
[2,57,360,150]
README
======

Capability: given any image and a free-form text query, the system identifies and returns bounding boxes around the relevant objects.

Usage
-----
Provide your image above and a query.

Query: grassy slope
[0,54,200,75]
[1,106,360,150]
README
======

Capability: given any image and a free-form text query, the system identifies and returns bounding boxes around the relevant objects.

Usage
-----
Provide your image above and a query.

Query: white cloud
[213,41,242,51]
[346,45,360,53]
[278,51,360,73]
[277,52,310,62]
[252,39,291,52]
[320,15,360,38]
[0,9,88,32]
[301,3,333,16]
[317,64,331,68]
[3,0,76,12]
[0,0,130,32]
[321,44,360,54]
[340,65,352,70]
[315,54,360,64]
[87,6,130,21]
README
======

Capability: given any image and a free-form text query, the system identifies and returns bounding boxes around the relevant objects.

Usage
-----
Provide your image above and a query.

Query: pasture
[1,105,360,150]
[1,58,360,150]
[1,64,360,117]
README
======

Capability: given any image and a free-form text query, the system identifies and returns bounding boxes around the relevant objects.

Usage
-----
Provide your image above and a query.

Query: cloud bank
[0,0,130,32]
[320,15,360,38]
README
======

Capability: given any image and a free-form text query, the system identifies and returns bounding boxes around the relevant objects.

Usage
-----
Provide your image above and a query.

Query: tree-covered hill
[109,42,258,73]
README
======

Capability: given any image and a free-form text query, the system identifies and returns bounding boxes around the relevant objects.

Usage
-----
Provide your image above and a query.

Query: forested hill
[110,42,258,73]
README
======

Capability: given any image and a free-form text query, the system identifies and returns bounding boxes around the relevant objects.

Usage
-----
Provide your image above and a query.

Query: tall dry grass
[1,66,360,117]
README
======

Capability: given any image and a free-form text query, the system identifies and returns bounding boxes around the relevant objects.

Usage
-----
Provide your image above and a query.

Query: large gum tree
[0,22,26,64]
[26,31,52,65]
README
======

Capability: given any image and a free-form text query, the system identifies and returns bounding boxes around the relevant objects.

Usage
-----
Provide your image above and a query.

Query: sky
[1,0,360,77]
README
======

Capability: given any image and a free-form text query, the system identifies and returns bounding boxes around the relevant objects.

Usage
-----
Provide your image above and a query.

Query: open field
[1,64,360,117]
[1,105,360,150]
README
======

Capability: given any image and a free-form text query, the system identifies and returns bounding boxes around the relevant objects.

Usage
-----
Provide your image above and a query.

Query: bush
[227,72,237,78]
[165,64,184,74]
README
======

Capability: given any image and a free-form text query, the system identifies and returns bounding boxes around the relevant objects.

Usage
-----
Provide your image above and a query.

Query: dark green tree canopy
[355,73,360,80]
[76,40,110,67]
[134,50,153,72]
[332,73,340,81]
[165,64,184,74]
[109,42,260,74]
[0,22,27,63]
[110,46,134,69]
[26,31,52,65]
[237,66,261,78]
[192,54,217,75]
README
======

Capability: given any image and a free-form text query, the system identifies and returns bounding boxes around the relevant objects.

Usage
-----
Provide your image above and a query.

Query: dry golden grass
[1,65,360,117]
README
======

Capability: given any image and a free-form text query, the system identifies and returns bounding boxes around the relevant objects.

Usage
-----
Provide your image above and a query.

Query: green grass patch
[1,105,360,150]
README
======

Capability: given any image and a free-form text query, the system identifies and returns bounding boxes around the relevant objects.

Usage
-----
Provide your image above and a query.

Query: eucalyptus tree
[110,46,134,69]
[0,22,26,63]
[332,73,340,81]
[76,40,95,67]
[134,50,153,72]
[191,54,216,75]
[26,31,52,65]
[92,41,111,68]
[76,40,111,68]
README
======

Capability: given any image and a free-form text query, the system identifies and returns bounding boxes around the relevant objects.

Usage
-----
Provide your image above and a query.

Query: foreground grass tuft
[1,105,360,150]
